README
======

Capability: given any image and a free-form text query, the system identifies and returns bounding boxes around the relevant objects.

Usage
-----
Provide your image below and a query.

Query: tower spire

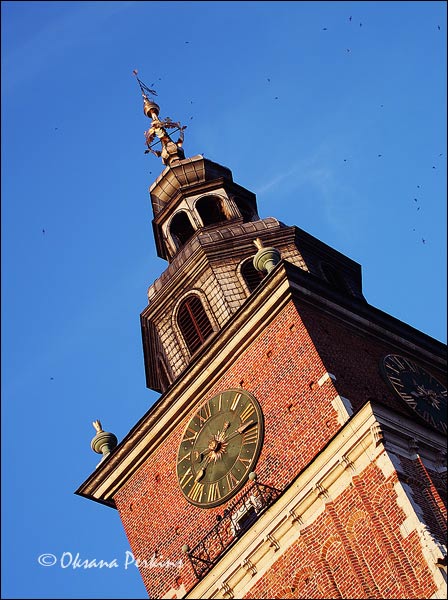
[133,70,186,166]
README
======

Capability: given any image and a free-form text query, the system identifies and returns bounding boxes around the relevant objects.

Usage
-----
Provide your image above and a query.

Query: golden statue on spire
[133,70,186,166]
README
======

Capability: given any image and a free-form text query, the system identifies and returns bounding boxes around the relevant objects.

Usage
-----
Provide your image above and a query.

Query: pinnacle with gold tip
[133,69,186,166]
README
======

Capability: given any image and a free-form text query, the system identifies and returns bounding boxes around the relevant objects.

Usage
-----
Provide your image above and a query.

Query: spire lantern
[133,70,186,166]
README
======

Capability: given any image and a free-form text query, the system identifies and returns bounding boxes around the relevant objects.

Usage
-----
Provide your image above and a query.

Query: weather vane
[133,69,186,166]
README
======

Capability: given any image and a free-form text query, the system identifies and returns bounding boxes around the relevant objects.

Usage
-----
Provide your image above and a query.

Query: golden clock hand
[222,419,256,444]
[194,454,212,481]
[194,422,232,459]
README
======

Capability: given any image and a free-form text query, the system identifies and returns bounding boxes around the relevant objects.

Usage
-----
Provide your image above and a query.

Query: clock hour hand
[194,454,212,481]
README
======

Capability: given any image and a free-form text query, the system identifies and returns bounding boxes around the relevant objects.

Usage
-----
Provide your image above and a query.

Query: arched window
[196,196,228,227]
[241,259,265,293]
[321,262,349,294]
[170,211,195,249]
[178,295,214,354]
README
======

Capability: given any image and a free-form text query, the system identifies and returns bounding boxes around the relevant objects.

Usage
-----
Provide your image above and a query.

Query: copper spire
[133,70,186,166]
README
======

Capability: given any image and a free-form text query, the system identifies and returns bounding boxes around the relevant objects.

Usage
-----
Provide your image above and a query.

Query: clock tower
[76,78,447,599]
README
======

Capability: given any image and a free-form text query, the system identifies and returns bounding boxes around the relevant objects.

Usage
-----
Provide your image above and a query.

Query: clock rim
[176,388,265,508]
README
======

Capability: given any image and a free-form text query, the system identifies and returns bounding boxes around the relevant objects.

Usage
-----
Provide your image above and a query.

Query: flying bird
[422,238,426,244]
[349,16,352,22]
[42,228,46,234]
[322,27,328,31]
[185,41,190,44]
[50,377,54,380]
[414,198,418,202]
[359,22,363,27]
[432,166,436,169]
[417,185,420,188]
[438,25,441,30]
[378,154,382,157]
[346,48,351,53]
[267,78,271,82]
[275,96,279,100]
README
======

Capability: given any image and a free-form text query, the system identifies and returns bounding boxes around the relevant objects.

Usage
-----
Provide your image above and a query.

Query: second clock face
[382,354,447,434]
[176,389,264,508]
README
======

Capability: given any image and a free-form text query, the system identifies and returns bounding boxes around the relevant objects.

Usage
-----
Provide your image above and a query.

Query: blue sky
[1,1,446,598]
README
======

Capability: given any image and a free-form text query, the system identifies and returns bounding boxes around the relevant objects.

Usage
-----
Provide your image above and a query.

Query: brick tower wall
[243,459,444,599]
[115,299,343,597]
[114,296,446,598]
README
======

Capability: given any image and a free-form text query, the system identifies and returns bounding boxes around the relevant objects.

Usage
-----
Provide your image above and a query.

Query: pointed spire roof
[133,70,186,166]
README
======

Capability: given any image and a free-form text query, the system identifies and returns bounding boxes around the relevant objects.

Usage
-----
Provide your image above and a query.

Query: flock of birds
[43,15,443,249]
[320,15,442,246]
[38,11,444,392]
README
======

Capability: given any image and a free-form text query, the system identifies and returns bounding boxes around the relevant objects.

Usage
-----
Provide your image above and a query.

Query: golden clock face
[382,354,447,434]
[176,389,264,508]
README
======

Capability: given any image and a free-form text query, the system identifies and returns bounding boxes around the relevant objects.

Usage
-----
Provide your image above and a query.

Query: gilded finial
[92,420,103,433]
[133,69,186,166]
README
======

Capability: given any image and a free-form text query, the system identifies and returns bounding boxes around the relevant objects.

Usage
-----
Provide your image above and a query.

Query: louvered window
[178,296,214,354]
[241,260,265,293]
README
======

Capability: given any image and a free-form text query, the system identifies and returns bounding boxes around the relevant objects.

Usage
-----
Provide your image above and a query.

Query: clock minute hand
[223,419,256,443]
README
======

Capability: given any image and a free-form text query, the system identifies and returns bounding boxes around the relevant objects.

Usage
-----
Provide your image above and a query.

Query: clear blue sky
[1,1,446,598]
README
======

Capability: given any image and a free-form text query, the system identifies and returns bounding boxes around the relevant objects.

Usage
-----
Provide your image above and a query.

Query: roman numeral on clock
[240,403,255,422]
[177,451,191,465]
[179,467,193,489]
[188,481,204,502]
[242,426,258,445]
[183,426,199,443]
[230,393,242,411]
[207,482,221,503]
[197,402,212,425]
[226,471,239,489]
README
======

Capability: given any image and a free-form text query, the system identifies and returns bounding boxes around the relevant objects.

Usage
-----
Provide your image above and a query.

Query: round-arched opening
[196,195,228,227]
[170,211,196,249]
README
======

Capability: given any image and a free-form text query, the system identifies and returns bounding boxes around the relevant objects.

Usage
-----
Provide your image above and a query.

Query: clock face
[381,354,447,434]
[176,389,264,508]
